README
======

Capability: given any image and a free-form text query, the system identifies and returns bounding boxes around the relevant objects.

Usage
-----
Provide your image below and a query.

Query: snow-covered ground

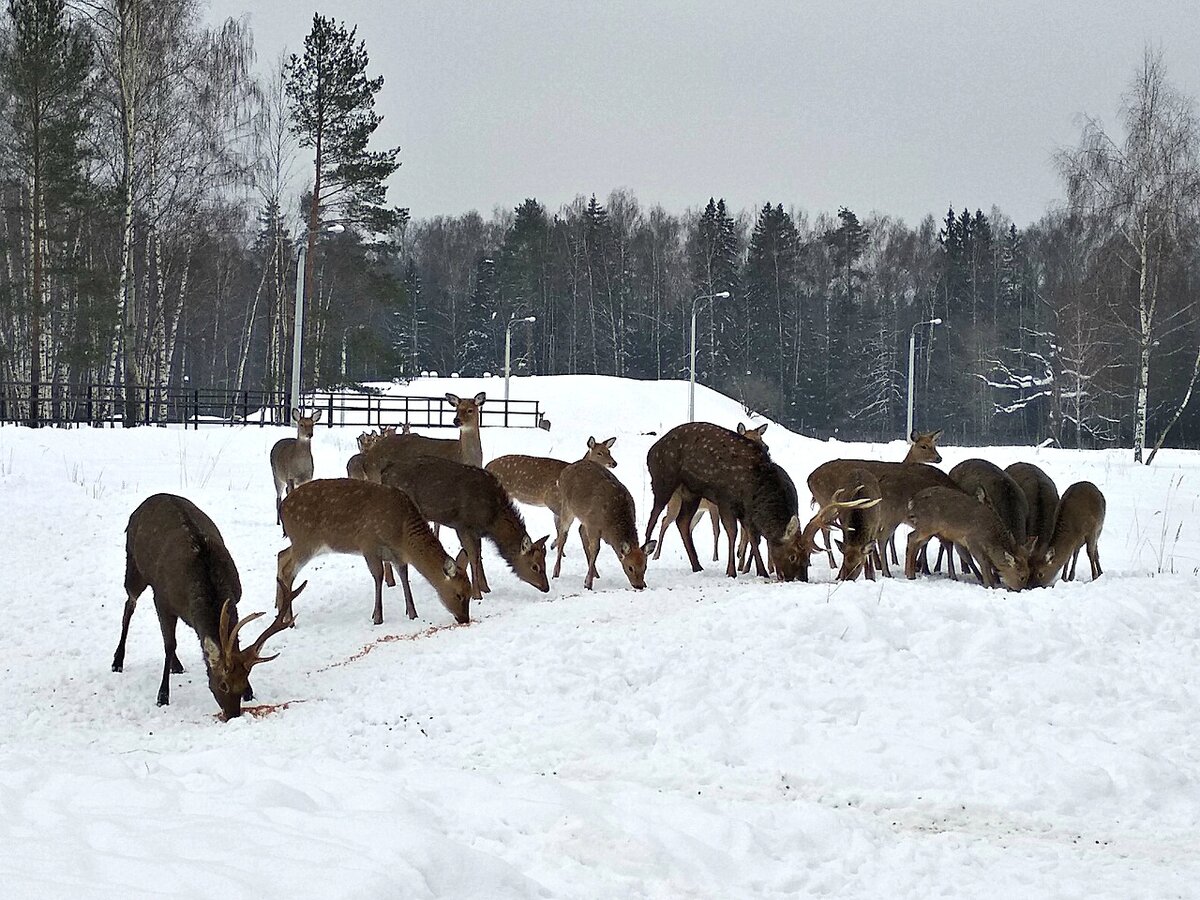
[2,374,1198,899]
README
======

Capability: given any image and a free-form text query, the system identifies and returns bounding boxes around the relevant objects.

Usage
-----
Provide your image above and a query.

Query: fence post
[504,399,509,428]
[193,389,200,429]
[327,392,334,426]
[241,390,248,425]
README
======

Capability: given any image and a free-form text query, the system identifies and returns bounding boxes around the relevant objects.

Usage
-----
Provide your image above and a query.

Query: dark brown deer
[808,428,944,569]
[378,455,550,600]
[904,486,1030,590]
[644,422,808,581]
[113,494,292,719]
[933,459,1029,580]
[826,471,885,581]
[653,422,769,565]
[1005,462,1060,560]
[486,436,618,545]
[556,460,656,589]
[270,408,321,528]
[364,393,487,479]
[1029,481,1105,587]
[277,479,472,625]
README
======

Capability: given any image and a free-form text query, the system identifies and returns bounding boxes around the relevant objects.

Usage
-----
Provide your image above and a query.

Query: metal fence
[0,382,543,430]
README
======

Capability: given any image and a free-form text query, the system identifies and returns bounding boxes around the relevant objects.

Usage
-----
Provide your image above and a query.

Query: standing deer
[904,486,1031,590]
[486,436,618,546]
[556,460,656,590]
[364,392,487,479]
[808,428,944,570]
[1029,481,1105,587]
[652,422,769,564]
[346,427,394,480]
[112,494,292,719]
[271,408,322,528]
[277,479,473,625]
[826,472,885,581]
[378,455,550,600]
[933,458,1029,580]
[1005,462,1060,561]
[644,422,808,581]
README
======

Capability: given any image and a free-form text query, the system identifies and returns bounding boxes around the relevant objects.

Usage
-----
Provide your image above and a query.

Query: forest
[2,0,1199,460]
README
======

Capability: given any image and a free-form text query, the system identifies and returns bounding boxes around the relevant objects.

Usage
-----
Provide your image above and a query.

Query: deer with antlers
[277,479,473,626]
[112,494,292,720]
[271,408,322,530]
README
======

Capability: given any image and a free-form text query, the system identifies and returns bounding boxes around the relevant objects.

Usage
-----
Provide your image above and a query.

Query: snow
[2,373,1199,899]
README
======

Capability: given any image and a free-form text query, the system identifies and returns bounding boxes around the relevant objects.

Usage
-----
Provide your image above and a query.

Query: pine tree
[685,197,739,382]
[461,255,498,374]
[742,203,799,420]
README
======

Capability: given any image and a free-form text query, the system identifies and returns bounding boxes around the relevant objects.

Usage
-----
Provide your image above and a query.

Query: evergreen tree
[461,255,498,374]
[742,203,799,420]
[685,197,740,381]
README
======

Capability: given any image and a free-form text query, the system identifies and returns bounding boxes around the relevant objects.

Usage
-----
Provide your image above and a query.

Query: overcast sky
[206,0,1200,227]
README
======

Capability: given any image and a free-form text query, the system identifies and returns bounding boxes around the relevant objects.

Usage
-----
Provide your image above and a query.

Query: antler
[218,584,306,670]
[799,488,882,551]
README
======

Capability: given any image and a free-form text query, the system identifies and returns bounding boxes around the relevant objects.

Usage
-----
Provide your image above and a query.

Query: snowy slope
[1,374,1198,899]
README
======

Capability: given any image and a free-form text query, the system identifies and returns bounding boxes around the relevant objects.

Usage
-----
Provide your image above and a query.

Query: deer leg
[581,525,601,590]
[155,604,178,707]
[365,554,386,624]
[945,541,958,581]
[749,531,768,578]
[553,513,574,579]
[1067,545,1081,581]
[1087,537,1102,580]
[904,531,925,580]
[823,526,837,568]
[888,535,899,565]
[275,546,306,624]
[933,541,946,573]
[709,504,722,563]
[114,555,149,673]
[960,547,982,582]
[383,562,396,588]
[396,563,418,620]
[865,546,877,582]
[460,530,488,599]
[675,493,705,574]
[643,481,672,548]
[653,508,672,560]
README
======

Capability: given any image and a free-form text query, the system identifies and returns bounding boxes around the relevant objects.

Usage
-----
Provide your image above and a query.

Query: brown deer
[1029,481,1105,587]
[486,436,618,546]
[653,422,769,565]
[904,486,1031,590]
[826,471,885,581]
[933,459,1029,580]
[556,460,656,590]
[644,422,808,581]
[808,428,944,570]
[113,494,292,719]
[277,479,472,625]
[346,427,395,480]
[271,408,322,529]
[1005,462,1060,561]
[378,455,550,600]
[364,393,487,479]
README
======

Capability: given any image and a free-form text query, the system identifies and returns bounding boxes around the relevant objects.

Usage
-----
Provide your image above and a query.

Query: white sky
[205,0,1200,226]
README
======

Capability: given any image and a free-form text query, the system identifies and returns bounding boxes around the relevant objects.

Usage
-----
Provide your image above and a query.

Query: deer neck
[457,422,482,467]
[487,507,527,568]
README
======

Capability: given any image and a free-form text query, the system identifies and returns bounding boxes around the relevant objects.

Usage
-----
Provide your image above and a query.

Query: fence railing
[0,382,543,430]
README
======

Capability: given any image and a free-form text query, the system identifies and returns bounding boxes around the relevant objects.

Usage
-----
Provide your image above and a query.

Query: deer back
[1005,462,1060,556]
[486,454,571,508]
[949,458,1029,546]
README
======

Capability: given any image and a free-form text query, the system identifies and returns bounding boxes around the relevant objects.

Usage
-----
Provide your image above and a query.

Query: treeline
[0,4,1196,459]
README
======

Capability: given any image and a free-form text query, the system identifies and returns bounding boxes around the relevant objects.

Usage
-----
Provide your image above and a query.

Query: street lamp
[290,223,345,414]
[689,290,731,421]
[906,317,943,440]
[504,315,536,401]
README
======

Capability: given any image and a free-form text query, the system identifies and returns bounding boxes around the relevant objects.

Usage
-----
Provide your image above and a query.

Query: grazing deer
[486,436,618,546]
[556,460,656,590]
[364,393,487,479]
[653,422,769,564]
[112,494,292,719]
[904,486,1031,590]
[644,422,808,581]
[271,408,322,528]
[808,428,944,569]
[1005,462,1060,560]
[277,479,472,625]
[378,455,550,600]
[1029,481,1105,587]
[826,471,885,581]
[933,459,1029,580]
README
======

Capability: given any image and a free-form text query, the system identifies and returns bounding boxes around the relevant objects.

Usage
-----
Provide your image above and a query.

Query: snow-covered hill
[1,374,1198,898]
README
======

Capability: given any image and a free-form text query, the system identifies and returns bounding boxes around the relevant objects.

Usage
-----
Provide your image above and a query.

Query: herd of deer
[112,394,1106,720]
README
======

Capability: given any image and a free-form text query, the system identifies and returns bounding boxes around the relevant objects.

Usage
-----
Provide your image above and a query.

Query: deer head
[618,538,657,589]
[446,392,485,428]
[737,422,769,449]
[906,429,942,464]
[201,590,299,720]
[787,490,882,581]
[515,534,551,592]
[291,407,321,439]
[441,556,473,624]
[586,435,618,468]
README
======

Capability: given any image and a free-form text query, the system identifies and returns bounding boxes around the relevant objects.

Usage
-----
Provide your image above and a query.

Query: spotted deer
[277,479,473,626]
[644,422,808,581]
[113,494,292,719]
[378,455,550,600]
[486,436,618,545]
[556,460,656,590]
[652,422,769,564]
[271,408,322,528]
[1029,481,1105,587]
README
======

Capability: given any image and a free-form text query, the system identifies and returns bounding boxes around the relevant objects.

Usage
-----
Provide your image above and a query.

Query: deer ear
[291,407,301,422]
[835,539,845,552]
[534,535,550,550]
[619,540,631,556]
[520,535,532,554]
[642,538,657,555]
[311,409,322,423]
[1003,551,1016,568]
[445,393,460,405]
[602,436,616,448]
[931,430,943,441]
[737,422,747,434]
[202,636,222,670]
[474,392,486,405]
[909,429,919,442]
[782,515,800,542]
[445,556,461,578]
[587,436,597,448]
[1043,548,1055,563]
[975,487,986,503]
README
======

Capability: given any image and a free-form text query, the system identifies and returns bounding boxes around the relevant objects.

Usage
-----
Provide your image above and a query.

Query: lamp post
[504,315,536,402]
[290,223,344,416]
[689,290,731,421]
[906,317,943,440]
